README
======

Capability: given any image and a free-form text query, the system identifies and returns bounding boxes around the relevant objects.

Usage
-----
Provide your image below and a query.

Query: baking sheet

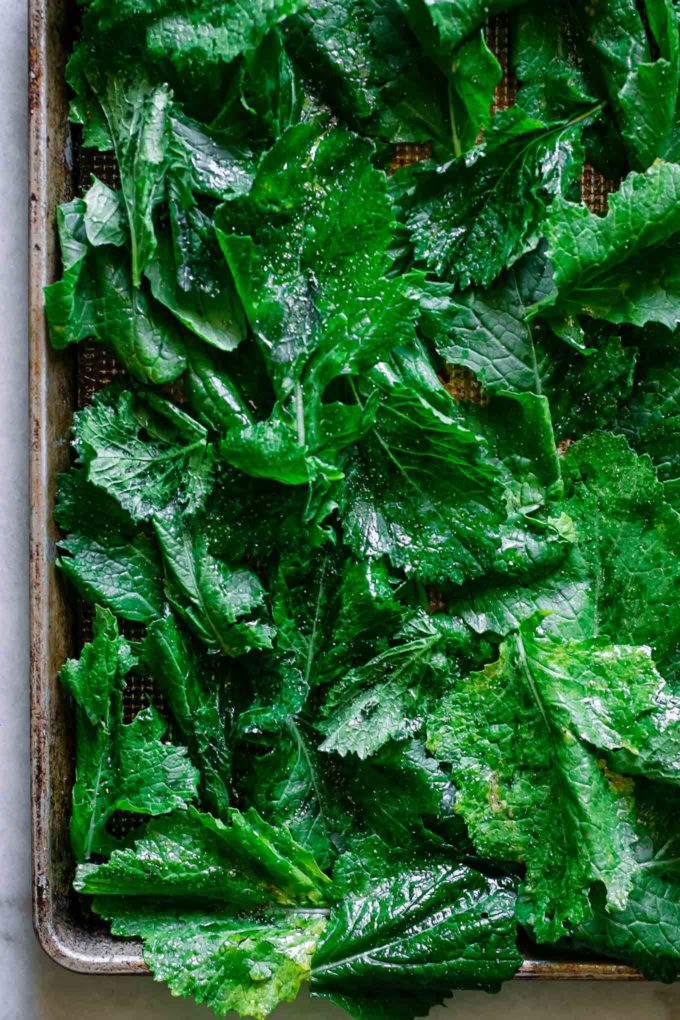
[28,0,641,980]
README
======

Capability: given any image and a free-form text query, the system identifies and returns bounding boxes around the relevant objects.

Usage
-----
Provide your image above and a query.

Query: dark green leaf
[341,739,466,849]
[75,806,331,906]
[82,176,128,247]
[614,341,680,509]
[77,803,331,1018]
[513,3,597,124]
[342,348,570,585]
[45,195,188,384]
[574,872,680,982]
[552,333,637,441]
[145,227,246,352]
[183,341,254,434]
[568,0,680,170]
[422,248,557,394]
[242,717,346,869]
[533,161,680,330]
[143,615,232,817]
[398,0,525,52]
[288,0,491,155]
[239,30,308,142]
[98,75,172,284]
[145,0,308,72]
[311,841,521,1013]
[446,544,595,645]
[60,607,198,860]
[216,125,418,398]
[55,468,165,623]
[318,613,446,759]
[154,506,274,655]
[400,107,587,287]
[73,387,214,522]
[393,4,503,152]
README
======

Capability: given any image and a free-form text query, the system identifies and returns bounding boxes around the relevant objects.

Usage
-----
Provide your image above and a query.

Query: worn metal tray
[29,0,642,981]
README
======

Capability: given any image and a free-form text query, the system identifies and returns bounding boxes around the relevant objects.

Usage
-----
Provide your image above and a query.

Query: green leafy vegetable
[244,734,337,867]
[562,433,680,672]
[50,2,680,1016]
[216,125,418,392]
[533,161,680,330]
[421,247,556,393]
[143,615,233,816]
[145,227,247,352]
[399,107,588,287]
[183,342,254,433]
[75,805,331,904]
[427,615,680,939]
[318,613,447,759]
[95,0,309,72]
[77,807,330,1018]
[338,739,465,850]
[574,871,680,981]
[512,4,596,126]
[73,387,214,522]
[614,339,680,508]
[288,0,501,156]
[99,76,172,284]
[60,607,198,860]
[400,0,525,52]
[55,468,165,623]
[45,190,189,384]
[153,507,274,655]
[568,0,680,170]
[311,840,521,1016]
[342,349,570,585]
[96,903,327,1020]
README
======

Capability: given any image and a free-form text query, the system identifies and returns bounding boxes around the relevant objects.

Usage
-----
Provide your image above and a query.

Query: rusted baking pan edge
[29,0,148,975]
[27,0,641,982]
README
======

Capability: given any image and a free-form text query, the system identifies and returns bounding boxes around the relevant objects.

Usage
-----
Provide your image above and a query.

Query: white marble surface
[2,1,680,1017]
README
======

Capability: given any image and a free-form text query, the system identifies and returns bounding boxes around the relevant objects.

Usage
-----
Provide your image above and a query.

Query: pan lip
[28,0,148,975]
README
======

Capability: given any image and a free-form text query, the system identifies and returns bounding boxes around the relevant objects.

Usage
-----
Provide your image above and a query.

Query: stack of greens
[46,0,680,1016]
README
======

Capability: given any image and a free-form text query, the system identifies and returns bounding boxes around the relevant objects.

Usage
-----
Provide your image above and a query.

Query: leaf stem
[448,81,463,158]
[295,382,306,448]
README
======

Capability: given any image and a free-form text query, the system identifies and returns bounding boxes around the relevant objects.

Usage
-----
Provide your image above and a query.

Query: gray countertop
[3,1,680,1017]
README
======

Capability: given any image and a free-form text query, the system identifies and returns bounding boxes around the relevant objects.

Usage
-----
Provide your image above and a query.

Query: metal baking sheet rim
[27,0,644,983]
